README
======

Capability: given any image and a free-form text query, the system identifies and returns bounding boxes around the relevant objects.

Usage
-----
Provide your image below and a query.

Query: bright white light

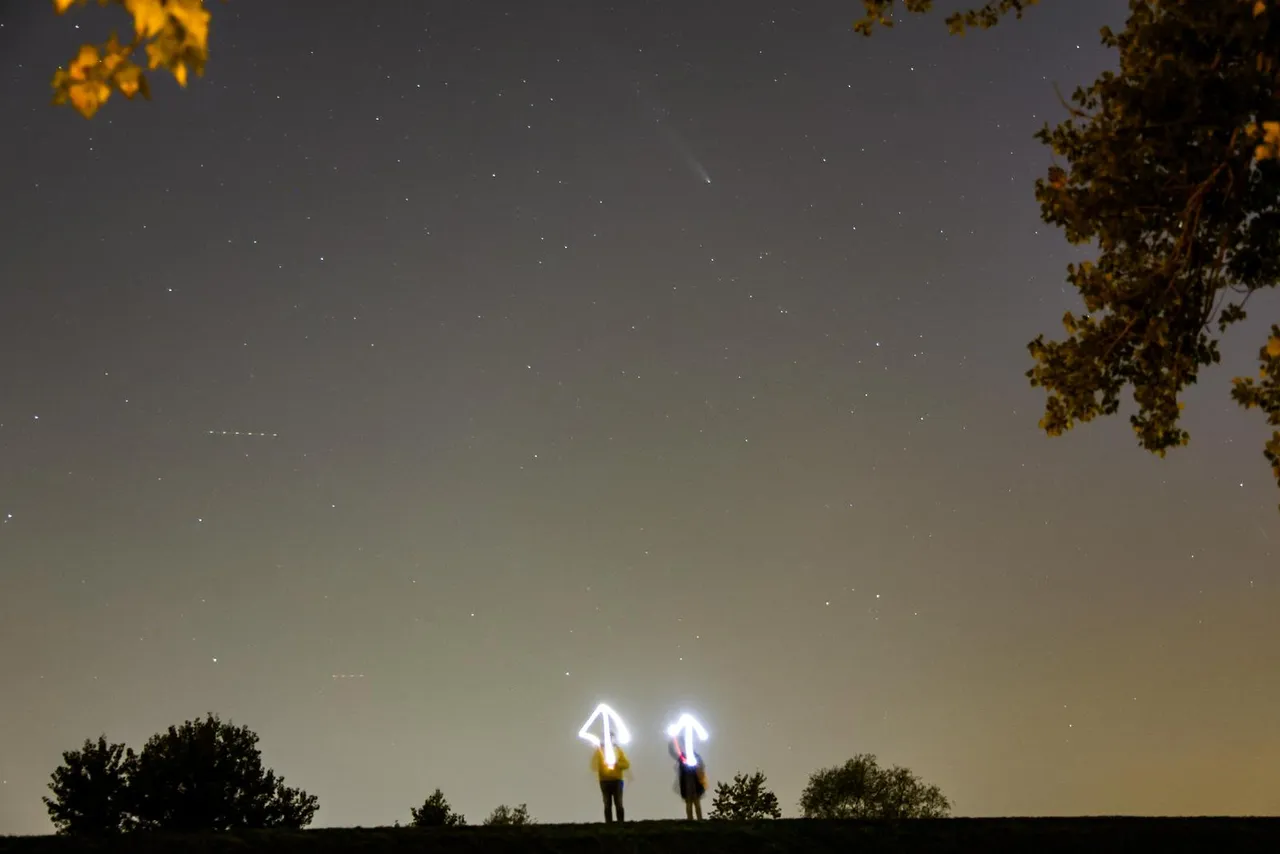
[666,713,708,766]
[579,703,631,769]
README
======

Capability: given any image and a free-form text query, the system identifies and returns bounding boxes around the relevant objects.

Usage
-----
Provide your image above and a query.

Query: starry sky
[2,0,1279,835]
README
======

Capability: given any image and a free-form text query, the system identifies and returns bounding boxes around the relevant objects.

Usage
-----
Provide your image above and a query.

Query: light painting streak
[579,703,631,769]
[665,713,708,766]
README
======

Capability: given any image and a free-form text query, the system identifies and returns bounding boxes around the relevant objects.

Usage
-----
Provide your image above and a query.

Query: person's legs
[694,797,703,820]
[600,781,614,823]
[615,781,625,822]
[685,798,694,820]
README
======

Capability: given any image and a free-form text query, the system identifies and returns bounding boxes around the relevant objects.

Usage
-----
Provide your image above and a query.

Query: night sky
[2,0,1278,835]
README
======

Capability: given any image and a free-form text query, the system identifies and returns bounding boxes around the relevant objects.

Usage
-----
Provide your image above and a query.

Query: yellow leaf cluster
[1268,336,1280,358]
[1247,120,1280,161]
[128,0,169,38]
[1247,0,1279,159]
[50,0,212,119]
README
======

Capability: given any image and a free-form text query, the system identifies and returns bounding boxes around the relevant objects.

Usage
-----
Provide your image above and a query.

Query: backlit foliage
[858,0,1280,504]
[50,0,211,118]
[1231,327,1280,485]
[854,0,1041,36]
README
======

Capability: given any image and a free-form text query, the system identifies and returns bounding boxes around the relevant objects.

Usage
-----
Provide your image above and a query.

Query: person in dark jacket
[670,738,707,820]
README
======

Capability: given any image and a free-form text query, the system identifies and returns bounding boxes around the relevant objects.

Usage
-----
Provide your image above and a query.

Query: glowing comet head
[666,713,709,767]
[578,703,631,769]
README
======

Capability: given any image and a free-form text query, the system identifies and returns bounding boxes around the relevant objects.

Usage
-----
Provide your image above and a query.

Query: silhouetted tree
[482,803,534,826]
[799,754,950,819]
[409,788,467,827]
[709,771,782,820]
[129,713,318,831]
[43,736,136,835]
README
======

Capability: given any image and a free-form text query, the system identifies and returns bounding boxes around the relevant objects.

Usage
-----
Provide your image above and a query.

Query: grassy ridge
[2,818,1278,853]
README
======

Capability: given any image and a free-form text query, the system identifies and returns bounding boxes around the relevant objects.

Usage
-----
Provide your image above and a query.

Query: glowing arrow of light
[666,713,708,766]
[578,703,631,769]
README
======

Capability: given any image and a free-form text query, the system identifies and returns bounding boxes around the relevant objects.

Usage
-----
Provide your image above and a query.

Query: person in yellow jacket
[591,733,631,823]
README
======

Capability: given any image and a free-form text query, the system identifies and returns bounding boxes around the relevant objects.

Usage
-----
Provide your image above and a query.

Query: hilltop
[2,817,1279,854]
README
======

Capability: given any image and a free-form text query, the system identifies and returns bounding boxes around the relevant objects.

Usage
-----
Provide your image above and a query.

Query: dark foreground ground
[3,818,1279,854]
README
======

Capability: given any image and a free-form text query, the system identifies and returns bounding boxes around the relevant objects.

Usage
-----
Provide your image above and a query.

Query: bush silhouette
[410,789,466,827]
[709,771,782,820]
[483,803,534,826]
[800,754,950,819]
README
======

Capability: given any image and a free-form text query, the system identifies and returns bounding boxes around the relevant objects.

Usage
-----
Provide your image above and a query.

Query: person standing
[591,733,630,823]
[670,738,707,820]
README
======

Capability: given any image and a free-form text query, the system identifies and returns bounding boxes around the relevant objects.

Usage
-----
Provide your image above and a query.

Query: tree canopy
[128,713,318,831]
[709,771,783,820]
[43,736,136,835]
[50,0,212,118]
[799,754,950,819]
[409,789,468,828]
[857,0,1280,505]
[43,715,317,834]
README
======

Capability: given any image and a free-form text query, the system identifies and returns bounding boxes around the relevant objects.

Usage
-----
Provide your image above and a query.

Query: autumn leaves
[51,0,210,118]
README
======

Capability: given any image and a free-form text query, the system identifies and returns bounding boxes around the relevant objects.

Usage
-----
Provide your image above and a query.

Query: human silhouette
[670,738,706,820]
[591,733,630,823]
